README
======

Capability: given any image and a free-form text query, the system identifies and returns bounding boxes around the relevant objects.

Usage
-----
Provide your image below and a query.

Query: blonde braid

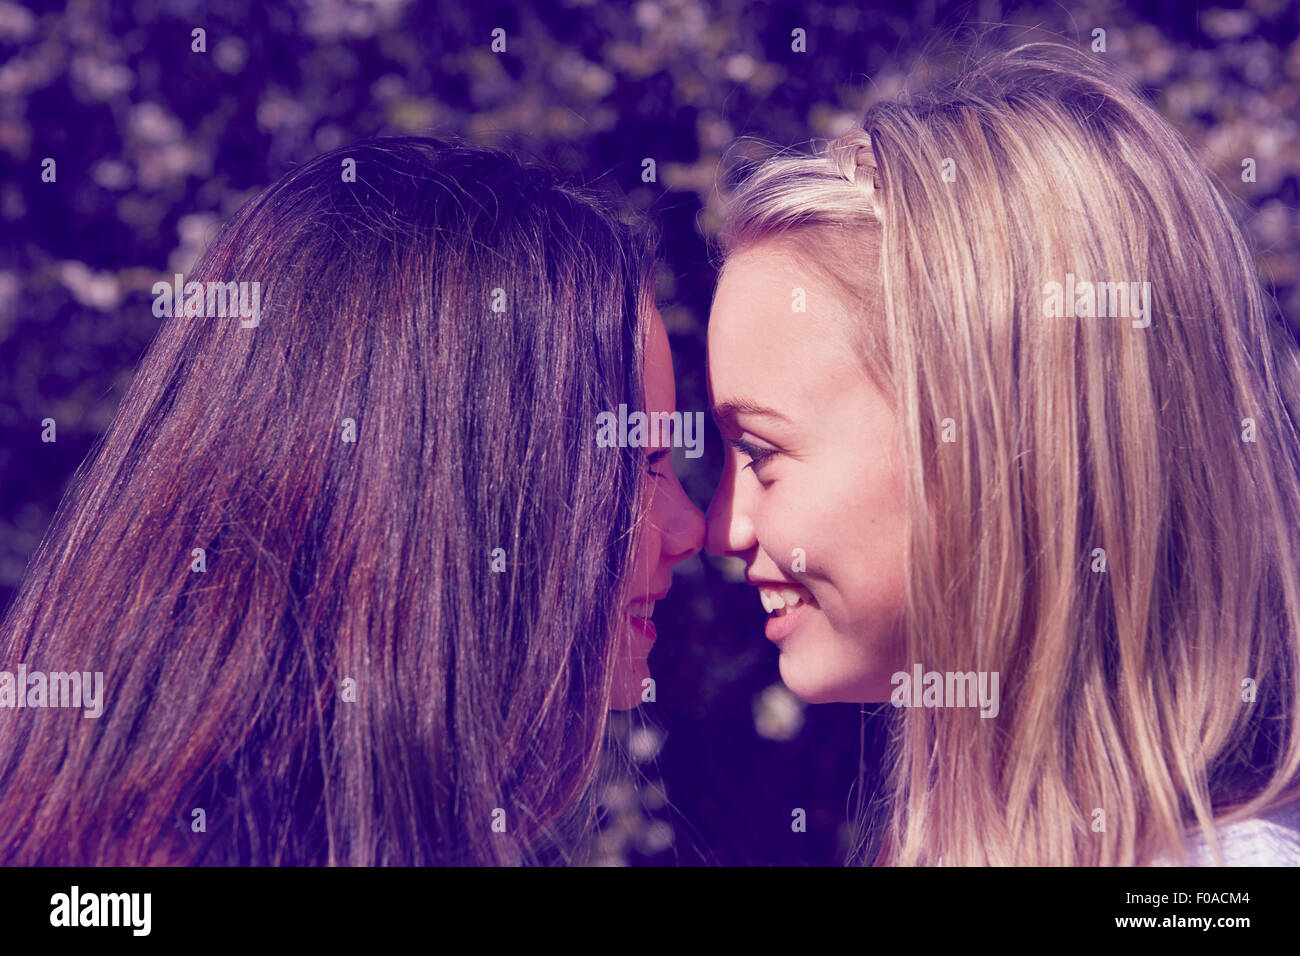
[826,128,881,210]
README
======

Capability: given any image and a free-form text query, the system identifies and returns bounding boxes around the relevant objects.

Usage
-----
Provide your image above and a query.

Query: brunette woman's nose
[662,490,705,565]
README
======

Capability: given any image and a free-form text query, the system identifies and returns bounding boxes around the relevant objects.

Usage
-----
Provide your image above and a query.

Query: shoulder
[1152,801,1300,866]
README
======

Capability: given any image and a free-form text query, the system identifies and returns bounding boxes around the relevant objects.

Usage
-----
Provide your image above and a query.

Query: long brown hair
[0,137,658,865]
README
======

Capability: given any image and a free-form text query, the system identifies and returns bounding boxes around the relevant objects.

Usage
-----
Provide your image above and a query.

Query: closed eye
[647,449,671,477]
[728,437,777,471]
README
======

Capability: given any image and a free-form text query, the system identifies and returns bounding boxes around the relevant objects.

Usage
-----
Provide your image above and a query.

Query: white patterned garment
[1150,800,1300,866]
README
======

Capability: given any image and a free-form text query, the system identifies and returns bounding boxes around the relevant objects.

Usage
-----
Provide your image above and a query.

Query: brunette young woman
[0,137,704,865]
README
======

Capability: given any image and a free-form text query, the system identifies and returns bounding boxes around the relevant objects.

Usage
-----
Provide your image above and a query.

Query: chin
[777,656,838,703]
[610,664,651,710]
[777,656,889,705]
[609,689,643,711]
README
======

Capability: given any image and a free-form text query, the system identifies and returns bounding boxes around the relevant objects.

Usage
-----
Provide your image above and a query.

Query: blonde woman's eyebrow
[711,398,792,425]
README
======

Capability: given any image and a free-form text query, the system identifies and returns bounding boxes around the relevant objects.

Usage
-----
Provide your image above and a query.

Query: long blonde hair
[718,41,1300,865]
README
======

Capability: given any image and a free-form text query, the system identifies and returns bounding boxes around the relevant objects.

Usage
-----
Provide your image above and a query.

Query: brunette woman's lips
[756,583,817,643]
[626,594,665,646]
[626,613,657,643]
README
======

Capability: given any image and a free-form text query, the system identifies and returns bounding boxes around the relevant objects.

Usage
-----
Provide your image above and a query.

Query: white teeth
[758,585,811,615]
[628,601,655,619]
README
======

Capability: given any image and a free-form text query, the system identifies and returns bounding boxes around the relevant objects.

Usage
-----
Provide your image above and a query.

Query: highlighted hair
[719,42,1300,865]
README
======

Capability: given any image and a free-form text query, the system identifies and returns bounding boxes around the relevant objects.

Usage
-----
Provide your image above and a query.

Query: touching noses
[655,477,705,567]
[644,468,707,572]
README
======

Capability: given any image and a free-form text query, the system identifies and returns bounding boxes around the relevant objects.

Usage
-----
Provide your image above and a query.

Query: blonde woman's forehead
[714,242,852,329]
[723,237,809,272]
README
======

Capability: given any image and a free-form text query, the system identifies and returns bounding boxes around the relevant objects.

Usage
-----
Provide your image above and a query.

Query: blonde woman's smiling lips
[748,578,818,643]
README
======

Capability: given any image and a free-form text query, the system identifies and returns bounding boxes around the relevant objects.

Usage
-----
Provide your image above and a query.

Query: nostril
[662,508,706,563]
[688,509,706,553]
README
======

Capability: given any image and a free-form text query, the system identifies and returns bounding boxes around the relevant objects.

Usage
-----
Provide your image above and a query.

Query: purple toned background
[2,0,1298,864]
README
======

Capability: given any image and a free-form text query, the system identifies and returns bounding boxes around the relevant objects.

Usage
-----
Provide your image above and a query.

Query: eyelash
[728,437,777,472]
[647,450,671,478]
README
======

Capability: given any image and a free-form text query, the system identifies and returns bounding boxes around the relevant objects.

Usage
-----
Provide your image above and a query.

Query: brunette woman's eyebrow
[711,398,791,424]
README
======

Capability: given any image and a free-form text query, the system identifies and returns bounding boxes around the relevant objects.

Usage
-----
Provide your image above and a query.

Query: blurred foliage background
[2,0,1298,865]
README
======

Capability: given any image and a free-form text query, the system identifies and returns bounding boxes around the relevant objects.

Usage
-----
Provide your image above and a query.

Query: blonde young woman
[704,42,1300,866]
